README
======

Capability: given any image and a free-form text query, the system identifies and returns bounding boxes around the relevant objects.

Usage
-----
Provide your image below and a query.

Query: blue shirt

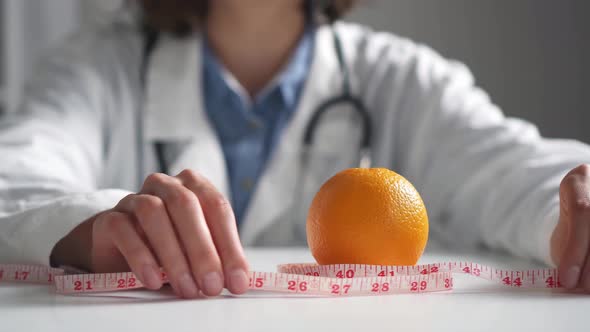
[202,28,314,223]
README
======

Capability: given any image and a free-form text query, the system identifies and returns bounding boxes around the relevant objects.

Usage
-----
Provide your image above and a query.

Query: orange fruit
[306,168,429,266]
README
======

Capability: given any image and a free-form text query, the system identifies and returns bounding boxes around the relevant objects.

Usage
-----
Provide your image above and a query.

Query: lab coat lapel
[240,27,342,245]
[144,34,229,198]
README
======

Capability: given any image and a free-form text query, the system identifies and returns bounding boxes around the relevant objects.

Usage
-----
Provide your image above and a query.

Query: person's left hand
[551,164,590,290]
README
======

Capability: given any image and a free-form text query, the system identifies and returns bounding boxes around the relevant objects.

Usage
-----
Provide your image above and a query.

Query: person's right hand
[51,170,250,298]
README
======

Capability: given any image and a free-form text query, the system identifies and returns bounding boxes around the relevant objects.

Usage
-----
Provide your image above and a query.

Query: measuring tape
[0,262,562,296]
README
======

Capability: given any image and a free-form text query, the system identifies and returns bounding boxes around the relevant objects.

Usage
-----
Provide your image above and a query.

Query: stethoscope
[138,24,373,228]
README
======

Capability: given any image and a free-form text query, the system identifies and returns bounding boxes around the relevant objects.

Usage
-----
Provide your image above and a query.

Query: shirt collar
[275,25,315,109]
[202,43,233,103]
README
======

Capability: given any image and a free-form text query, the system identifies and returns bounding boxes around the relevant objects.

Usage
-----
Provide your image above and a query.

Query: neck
[205,1,306,97]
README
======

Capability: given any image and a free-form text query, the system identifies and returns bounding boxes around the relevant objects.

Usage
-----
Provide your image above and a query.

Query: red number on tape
[473,268,481,276]
[546,276,555,288]
[287,280,307,292]
[502,277,511,286]
[444,278,452,288]
[299,281,308,292]
[255,278,264,288]
[371,283,379,292]
[336,270,355,278]
[372,282,390,292]
[72,280,92,291]
[331,284,351,294]
[421,266,440,274]
[462,267,470,274]
[117,278,135,289]
[513,277,522,287]
[377,270,394,277]
[343,284,351,294]
[331,284,340,294]
[14,271,29,281]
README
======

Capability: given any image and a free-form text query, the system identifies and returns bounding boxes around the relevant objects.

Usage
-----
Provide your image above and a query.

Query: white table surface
[0,247,588,332]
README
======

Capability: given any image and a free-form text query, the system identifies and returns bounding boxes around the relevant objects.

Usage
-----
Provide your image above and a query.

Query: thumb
[91,212,133,273]
[557,165,590,289]
[550,213,569,266]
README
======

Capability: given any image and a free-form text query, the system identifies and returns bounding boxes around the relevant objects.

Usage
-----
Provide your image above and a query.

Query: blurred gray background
[1,0,588,143]
[347,0,589,143]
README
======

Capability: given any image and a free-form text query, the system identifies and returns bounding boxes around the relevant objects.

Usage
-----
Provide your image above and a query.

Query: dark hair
[139,0,359,36]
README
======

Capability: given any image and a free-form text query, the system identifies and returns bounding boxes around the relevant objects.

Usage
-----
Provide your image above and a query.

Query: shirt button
[249,120,263,130]
[240,178,255,191]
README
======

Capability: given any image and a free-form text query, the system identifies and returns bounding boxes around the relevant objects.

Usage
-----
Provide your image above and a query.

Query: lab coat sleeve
[376,39,590,265]
[0,31,131,266]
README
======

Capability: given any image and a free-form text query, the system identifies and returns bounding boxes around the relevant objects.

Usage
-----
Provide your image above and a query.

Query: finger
[117,193,200,299]
[177,169,250,295]
[581,248,590,291]
[95,211,163,290]
[141,173,224,296]
[558,170,590,289]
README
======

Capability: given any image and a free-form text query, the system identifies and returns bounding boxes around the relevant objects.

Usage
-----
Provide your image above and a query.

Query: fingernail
[142,264,162,289]
[563,265,581,289]
[202,272,223,295]
[178,273,199,298]
[229,269,249,294]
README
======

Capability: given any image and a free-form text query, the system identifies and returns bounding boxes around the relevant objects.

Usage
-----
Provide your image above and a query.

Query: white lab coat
[1,17,589,268]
